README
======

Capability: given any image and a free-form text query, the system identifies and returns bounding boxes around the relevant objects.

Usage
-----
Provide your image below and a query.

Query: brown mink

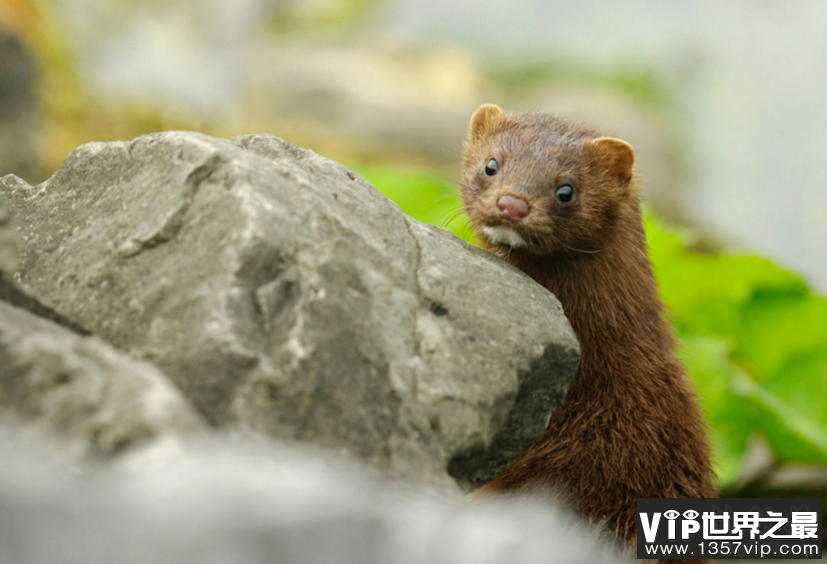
[461,104,715,562]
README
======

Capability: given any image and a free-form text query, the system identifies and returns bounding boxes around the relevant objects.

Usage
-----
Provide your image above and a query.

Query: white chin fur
[482,226,527,248]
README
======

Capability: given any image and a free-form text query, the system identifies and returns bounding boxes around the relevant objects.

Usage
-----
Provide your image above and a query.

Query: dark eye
[484,158,499,176]
[556,184,573,203]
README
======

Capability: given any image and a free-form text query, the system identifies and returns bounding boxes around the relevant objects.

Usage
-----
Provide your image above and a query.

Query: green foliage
[266,0,380,35]
[355,163,827,489]
[645,213,827,486]
[349,163,476,244]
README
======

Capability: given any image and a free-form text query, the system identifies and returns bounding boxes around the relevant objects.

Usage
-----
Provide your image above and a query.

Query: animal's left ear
[588,137,635,184]
[468,104,506,143]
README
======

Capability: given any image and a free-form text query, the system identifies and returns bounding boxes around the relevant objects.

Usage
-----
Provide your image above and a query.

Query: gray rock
[0,132,579,488]
[0,300,205,458]
[0,433,626,564]
[0,192,19,273]
[0,270,89,335]
[0,192,78,333]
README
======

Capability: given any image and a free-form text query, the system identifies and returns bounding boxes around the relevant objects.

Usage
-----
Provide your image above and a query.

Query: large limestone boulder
[0,189,18,273]
[0,132,579,488]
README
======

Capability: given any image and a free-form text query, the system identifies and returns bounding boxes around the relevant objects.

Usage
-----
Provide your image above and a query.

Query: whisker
[430,194,462,203]
[442,178,478,192]
[435,202,464,216]
[549,230,602,255]
[441,148,464,159]
[442,210,466,227]
[461,224,476,242]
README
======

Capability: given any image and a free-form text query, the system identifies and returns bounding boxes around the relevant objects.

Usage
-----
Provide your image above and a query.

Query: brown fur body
[461,106,715,563]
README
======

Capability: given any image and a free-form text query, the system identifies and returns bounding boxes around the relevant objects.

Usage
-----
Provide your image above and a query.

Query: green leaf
[678,336,753,487]
[346,163,475,244]
[733,370,827,464]
[737,293,827,381]
[655,253,805,338]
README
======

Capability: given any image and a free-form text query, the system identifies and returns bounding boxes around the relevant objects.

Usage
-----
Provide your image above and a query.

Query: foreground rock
[0,432,625,564]
[0,300,205,458]
[1,132,579,488]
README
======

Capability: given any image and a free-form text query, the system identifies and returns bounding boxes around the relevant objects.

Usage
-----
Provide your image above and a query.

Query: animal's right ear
[588,137,635,184]
[469,104,505,143]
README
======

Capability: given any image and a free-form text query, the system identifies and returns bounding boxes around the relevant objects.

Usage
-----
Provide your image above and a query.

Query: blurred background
[1,0,825,500]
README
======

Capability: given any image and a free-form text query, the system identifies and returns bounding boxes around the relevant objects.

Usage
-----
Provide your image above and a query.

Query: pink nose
[497,195,529,222]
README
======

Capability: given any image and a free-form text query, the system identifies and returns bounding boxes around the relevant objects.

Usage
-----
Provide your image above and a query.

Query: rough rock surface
[0,132,579,488]
[0,191,18,273]
[0,432,626,564]
[0,300,205,458]
[0,193,86,333]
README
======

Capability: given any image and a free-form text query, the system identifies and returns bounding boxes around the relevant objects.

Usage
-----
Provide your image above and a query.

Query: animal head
[461,104,638,257]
